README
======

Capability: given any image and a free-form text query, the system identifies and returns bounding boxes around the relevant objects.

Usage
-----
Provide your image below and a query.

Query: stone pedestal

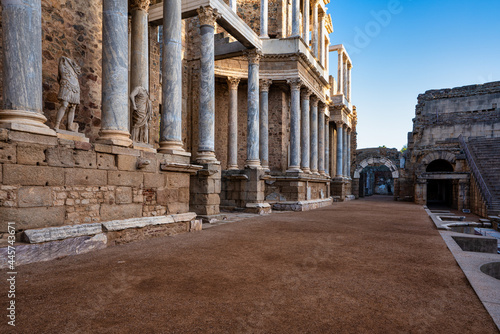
[190,162,221,216]
[220,168,269,213]
[331,177,352,202]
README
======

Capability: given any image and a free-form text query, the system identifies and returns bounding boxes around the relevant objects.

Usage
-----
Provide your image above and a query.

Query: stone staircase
[467,137,500,214]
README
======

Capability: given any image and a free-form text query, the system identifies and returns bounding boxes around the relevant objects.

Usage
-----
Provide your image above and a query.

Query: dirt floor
[1,196,498,333]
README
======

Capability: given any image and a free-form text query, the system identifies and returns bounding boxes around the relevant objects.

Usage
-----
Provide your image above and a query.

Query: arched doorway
[360,165,394,197]
[426,159,454,207]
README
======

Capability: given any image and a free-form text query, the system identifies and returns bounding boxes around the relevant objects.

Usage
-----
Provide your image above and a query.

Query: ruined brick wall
[0,129,191,234]
[149,24,161,146]
[269,85,290,172]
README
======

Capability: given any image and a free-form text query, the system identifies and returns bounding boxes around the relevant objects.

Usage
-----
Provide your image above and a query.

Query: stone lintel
[24,223,103,244]
[160,162,203,174]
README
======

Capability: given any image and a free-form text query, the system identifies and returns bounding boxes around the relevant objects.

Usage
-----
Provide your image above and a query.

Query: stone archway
[353,157,399,199]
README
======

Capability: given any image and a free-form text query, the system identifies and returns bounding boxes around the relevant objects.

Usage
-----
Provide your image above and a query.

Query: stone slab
[102,213,196,231]
[0,234,107,269]
[65,168,107,186]
[1,122,57,137]
[94,143,140,156]
[56,130,90,142]
[3,164,65,186]
[18,186,52,208]
[108,170,143,187]
[24,223,103,243]
[7,127,58,145]
[0,207,66,232]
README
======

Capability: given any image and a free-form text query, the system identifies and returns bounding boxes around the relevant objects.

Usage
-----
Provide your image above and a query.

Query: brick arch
[420,151,456,166]
[353,157,399,179]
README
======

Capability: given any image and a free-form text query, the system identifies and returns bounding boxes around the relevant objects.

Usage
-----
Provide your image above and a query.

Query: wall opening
[427,179,453,207]
[359,165,393,197]
[426,159,453,172]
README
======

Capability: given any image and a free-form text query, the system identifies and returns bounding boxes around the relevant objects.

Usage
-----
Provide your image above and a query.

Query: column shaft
[325,118,330,176]
[347,129,351,178]
[99,0,131,146]
[337,52,344,95]
[344,60,348,97]
[318,105,325,175]
[300,89,311,173]
[303,0,310,45]
[310,96,319,174]
[197,7,220,162]
[342,126,348,177]
[336,123,343,177]
[246,50,262,168]
[159,0,184,151]
[260,0,269,38]
[260,80,272,170]
[348,65,352,101]
[319,13,324,64]
[227,77,240,170]
[130,2,149,90]
[229,0,237,12]
[312,1,319,58]
[287,79,302,172]
[0,0,49,129]
[291,0,300,36]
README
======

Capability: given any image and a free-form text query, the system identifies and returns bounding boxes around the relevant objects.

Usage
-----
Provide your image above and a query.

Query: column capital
[311,0,320,5]
[287,78,302,91]
[260,79,272,92]
[130,0,150,11]
[334,120,344,127]
[197,6,220,27]
[301,88,312,100]
[245,49,263,64]
[310,95,319,106]
[227,77,241,90]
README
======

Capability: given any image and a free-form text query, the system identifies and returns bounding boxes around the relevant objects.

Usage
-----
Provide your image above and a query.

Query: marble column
[319,12,325,65]
[197,6,220,163]
[260,0,269,38]
[310,96,319,174]
[98,0,132,146]
[342,125,348,177]
[246,50,262,168]
[287,78,302,173]
[159,0,184,152]
[343,59,348,98]
[346,128,351,178]
[312,0,319,58]
[337,51,344,95]
[0,0,50,130]
[300,88,312,173]
[318,104,325,176]
[130,0,149,91]
[325,117,330,177]
[229,0,237,12]
[303,0,310,45]
[347,64,352,101]
[260,79,272,171]
[227,77,240,170]
[336,122,343,177]
[291,0,300,37]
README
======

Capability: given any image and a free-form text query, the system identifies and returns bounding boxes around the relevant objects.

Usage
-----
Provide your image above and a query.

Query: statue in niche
[130,86,152,143]
[55,56,81,132]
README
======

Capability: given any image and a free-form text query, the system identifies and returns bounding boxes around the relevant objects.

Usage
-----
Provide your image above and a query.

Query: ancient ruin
[0,0,357,264]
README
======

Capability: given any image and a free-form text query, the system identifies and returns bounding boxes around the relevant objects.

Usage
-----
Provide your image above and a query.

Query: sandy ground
[1,196,498,333]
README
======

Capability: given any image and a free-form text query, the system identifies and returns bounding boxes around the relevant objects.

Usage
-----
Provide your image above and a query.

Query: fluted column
[312,0,319,58]
[343,58,348,98]
[246,50,262,168]
[227,77,240,170]
[302,0,310,45]
[260,0,269,38]
[337,51,344,95]
[342,125,348,177]
[300,88,312,173]
[229,0,236,12]
[319,11,325,65]
[0,0,52,130]
[347,128,351,178]
[325,117,330,177]
[287,79,302,173]
[260,79,272,171]
[335,122,343,177]
[347,64,352,101]
[318,104,325,176]
[310,96,319,174]
[196,6,220,163]
[99,0,132,146]
[130,0,149,91]
[159,0,184,152]
[291,0,300,37]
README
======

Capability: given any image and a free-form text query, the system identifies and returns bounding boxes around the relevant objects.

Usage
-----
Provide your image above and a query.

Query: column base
[0,110,56,136]
[158,140,185,153]
[311,170,319,175]
[196,151,217,164]
[301,167,311,174]
[286,166,302,173]
[319,171,327,176]
[96,129,133,147]
[245,159,261,169]
[227,164,239,171]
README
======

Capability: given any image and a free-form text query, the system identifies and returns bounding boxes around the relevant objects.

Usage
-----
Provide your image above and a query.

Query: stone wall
[0,129,192,236]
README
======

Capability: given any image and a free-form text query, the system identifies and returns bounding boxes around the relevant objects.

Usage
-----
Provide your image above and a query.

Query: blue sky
[326,0,500,150]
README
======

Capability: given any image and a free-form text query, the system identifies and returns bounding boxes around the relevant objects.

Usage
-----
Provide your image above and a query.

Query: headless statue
[55,56,81,132]
[130,86,152,143]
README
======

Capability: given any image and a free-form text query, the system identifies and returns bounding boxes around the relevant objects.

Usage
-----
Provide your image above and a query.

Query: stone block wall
[0,129,192,236]
[265,177,328,202]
